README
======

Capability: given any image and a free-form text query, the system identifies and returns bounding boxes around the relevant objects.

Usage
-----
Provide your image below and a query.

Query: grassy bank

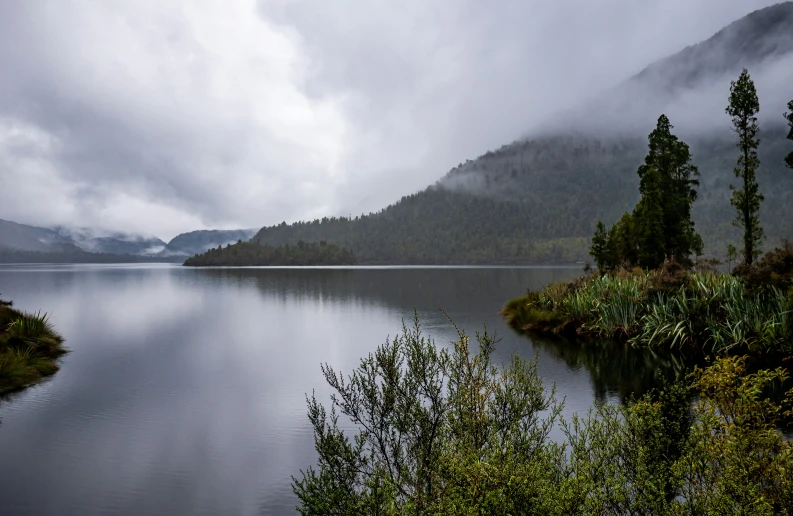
[0,299,67,395]
[503,269,793,354]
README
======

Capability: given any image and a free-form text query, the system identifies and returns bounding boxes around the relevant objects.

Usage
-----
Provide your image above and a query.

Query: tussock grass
[0,300,67,395]
[503,271,793,354]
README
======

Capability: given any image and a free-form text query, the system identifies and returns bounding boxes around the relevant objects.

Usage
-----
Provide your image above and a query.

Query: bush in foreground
[293,317,793,514]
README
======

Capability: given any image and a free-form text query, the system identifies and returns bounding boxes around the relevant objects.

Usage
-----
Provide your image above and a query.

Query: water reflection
[0,264,724,515]
[526,332,700,402]
[204,267,690,402]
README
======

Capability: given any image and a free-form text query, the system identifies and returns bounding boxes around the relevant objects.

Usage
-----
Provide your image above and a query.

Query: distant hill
[0,219,83,254]
[52,226,167,256]
[250,2,793,264]
[0,218,259,263]
[163,229,258,257]
[0,219,177,263]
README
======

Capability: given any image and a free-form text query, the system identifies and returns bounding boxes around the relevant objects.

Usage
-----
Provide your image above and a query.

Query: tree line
[591,69,793,271]
[183,240,357,266]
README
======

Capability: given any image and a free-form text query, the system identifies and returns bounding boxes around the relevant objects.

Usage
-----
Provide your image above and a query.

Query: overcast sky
[0,0,782,239]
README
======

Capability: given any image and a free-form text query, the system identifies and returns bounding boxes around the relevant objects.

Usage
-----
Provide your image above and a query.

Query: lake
[0,264,682,515]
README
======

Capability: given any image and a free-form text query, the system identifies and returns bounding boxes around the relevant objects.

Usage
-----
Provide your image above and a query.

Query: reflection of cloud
[2,265,203,339]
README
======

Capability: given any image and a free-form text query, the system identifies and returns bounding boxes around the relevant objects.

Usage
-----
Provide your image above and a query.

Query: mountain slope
[52,227,167,255]
[249,3,793,264]
[0,219,180,263]
[0,219,81,253]
[164,229,258,257]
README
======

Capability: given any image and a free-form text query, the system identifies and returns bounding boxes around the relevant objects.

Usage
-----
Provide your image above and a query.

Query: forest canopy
[183,240,357,266]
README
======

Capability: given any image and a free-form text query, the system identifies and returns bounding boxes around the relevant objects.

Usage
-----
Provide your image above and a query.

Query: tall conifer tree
[785,100,793,169]
[635,114,701,268]
[726,69,764,266]
[590,115,701,271]
[635,167,666,269]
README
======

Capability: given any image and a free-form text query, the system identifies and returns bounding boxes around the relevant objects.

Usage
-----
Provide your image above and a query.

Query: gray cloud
[0,0,783,239]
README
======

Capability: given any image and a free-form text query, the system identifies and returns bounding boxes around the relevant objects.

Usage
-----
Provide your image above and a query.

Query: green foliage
[590,115,702,271]
[785,100,793,169]
[727,68,765,266]
[0,300,67,394]
[605,212,639,270]
[737,240,793,293]
[504,270,793,354]
[294,319,793,514]
[677,356,793,513]
[292,315,564,514]
[589,221,609,271]
[184,240,357,266]
[636,115,702,265]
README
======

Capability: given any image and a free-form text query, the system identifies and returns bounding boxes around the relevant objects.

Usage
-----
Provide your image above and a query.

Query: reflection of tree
[188,267,793,410]
[525,330,704,402]
[197,267,711,403]
[195,267,582,315]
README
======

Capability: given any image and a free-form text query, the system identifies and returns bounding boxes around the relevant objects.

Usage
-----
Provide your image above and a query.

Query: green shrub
[737,240,793,292]
[294,319,793,514]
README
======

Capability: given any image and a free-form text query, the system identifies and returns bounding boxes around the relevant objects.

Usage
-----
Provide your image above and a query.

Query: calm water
[0,265,681,515]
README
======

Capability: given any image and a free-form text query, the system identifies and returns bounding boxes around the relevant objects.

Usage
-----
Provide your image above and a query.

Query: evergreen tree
[726,69,764,266]
[592,115,702,271]
[609,213,639,269]
[634,167,667,269]
[785,100,793,169]
[635,114,702,265]
[589,221,610,271]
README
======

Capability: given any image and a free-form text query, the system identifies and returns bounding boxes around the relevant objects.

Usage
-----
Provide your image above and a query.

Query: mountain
[0,219,82,253]
[162,229,258,257]
[247,3,793,265]
[0,219,177,263]
[0,218,259,262]
[52,226,167,255]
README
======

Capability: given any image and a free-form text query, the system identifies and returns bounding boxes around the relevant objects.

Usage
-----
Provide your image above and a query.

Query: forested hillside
[250,3,793,265]
[252,190,587,264]
[184,240,357,266]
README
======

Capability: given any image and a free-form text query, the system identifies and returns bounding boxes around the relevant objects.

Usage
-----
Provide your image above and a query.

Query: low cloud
[0,0,783,239]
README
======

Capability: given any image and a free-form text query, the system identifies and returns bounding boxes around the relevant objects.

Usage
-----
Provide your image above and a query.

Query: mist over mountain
[162,229,258,257]
[545,2,793,136]
[0,218,179,263]
[52,226,167,255]
[0,219,82,253]
[249,2,793,264]
[0,218,259,263]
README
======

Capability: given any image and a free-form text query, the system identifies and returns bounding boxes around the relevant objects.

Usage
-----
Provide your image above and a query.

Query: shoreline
[502,268,793,356]
[0,300,68,396]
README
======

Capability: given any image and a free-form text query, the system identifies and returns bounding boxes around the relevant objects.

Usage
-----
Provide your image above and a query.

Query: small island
[0,299,67,395]
[503,252,793,354]
[183,240,357,266]
[505,70,793,356]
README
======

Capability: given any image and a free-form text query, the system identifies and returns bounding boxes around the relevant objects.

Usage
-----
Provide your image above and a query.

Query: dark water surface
[0,264,679,515]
